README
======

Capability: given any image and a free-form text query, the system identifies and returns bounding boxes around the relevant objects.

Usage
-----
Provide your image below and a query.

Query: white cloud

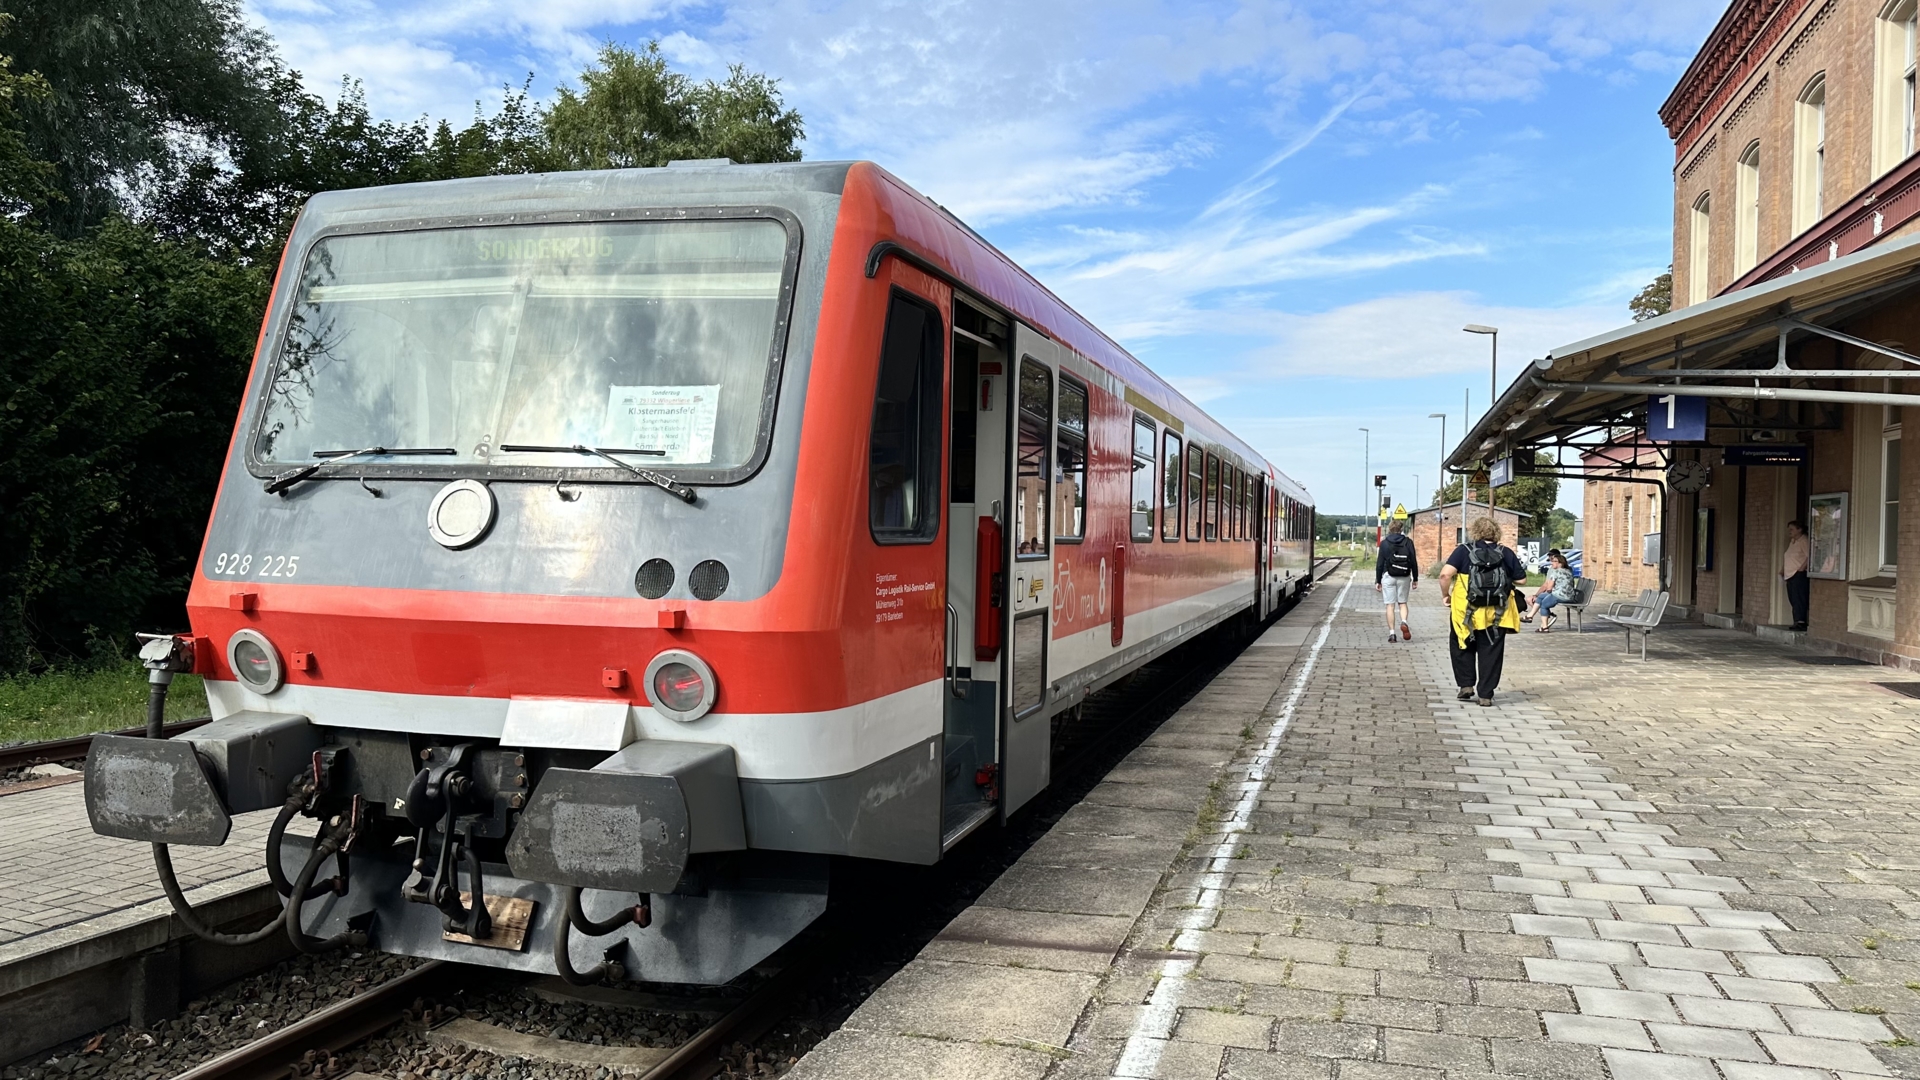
[1016,170,1486,344]
[1242,290,1622,380]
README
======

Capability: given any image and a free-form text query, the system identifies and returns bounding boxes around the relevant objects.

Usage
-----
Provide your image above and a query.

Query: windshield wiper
[497,444,698,504]
[263,446,457,496]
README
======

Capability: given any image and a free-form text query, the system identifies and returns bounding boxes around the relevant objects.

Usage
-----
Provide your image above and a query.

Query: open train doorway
[941,296,1010,849]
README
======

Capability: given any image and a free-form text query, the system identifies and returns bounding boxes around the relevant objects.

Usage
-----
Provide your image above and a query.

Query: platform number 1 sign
[1646,393,1707,442]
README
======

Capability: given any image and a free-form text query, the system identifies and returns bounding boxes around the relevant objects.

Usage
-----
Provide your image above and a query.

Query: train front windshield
[255,219,790,471]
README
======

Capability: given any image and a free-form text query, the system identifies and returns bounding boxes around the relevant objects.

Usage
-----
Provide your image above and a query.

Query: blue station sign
[1646,393,1708,442]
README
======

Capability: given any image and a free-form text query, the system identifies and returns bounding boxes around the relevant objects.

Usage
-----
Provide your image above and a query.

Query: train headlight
[644,649,716,722]
[227,629,284,694]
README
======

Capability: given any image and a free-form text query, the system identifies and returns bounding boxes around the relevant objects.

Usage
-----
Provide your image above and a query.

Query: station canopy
[1446,231,1920,481]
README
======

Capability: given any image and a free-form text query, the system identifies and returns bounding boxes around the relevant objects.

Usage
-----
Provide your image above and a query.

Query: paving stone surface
[793,569,1920,1079]
[0,780,276,946]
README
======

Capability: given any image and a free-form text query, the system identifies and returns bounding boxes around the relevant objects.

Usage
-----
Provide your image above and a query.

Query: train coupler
[400,743,505,940]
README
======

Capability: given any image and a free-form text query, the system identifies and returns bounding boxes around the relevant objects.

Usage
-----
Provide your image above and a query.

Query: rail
[0,718,208,773]
[170,961,451,1080]
[165,943,830,1080]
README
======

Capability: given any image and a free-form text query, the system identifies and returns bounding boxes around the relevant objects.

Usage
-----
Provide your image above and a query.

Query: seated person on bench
[1528,552,1575,631]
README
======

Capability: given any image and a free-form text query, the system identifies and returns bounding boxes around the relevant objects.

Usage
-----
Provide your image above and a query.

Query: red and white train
[85,160,1314,984]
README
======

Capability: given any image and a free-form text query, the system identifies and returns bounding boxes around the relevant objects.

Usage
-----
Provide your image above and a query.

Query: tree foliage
[1,0,284,238]
[0,8,803,672]
[1435,452,1561,541]
[545,44,803,171]
[1630,268,1672,321]
[0,216,268,669]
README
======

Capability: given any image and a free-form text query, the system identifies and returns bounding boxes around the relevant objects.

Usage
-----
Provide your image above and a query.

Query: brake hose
[552,886,648,985]
[145,674,291,946]
[284,824,366,954]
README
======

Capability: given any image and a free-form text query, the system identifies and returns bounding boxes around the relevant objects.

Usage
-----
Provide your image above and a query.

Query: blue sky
[247,0,1728,516]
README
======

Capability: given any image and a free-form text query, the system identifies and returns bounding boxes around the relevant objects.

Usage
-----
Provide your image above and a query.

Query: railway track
[168,945,829,1080]
[0,718,208,773]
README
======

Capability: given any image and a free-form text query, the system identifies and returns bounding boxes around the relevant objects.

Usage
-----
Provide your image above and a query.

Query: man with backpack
[1375,519,1418,642]
[1436,516,1526,706]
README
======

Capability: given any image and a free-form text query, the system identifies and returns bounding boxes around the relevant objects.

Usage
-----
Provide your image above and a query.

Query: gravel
[0,759,83,789]
[2,951,418,1080]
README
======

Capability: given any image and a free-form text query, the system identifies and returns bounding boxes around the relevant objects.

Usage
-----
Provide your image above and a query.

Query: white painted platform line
[1113,572,1358,1079]
[1414,612,1901,1080]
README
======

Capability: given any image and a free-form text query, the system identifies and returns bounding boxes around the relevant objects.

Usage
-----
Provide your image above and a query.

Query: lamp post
[1429,412,1446,563]
[1463,324,1498,418]
[1358,426,1369,536]
[1464,325,1499,516]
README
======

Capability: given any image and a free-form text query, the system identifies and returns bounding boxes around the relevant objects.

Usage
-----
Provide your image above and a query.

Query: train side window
[1159,428,1175,538]
[869,291,944,544]
[1130,414,1155,542]
[1231,468,1243,540]
[1205,454,1220,541]
[1186,445,1204,541]
[1015,359,1051,559]
[1161,431,1183,542]
[1056,376,1088,542]
[1239,471,1250,540]
[1222,466,1236,540]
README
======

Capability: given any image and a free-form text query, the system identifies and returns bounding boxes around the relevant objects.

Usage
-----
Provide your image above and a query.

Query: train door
[941,298,1009,848]
[1003,325,1061,818]
[1255,478,1271,619]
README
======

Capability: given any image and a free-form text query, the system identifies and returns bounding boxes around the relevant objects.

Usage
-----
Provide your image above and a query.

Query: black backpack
[1465,544,1513,613]
[1380,534,1416,577]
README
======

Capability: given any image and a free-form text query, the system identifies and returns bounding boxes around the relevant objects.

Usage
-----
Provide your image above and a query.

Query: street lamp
[1463,324,1498,417]
[1464,325,1499,515]
[1429,412,1446,563]
[1358,426,1369,530]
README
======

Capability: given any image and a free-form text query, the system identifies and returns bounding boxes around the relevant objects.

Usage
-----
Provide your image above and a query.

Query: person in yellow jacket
[1436,516,1525,706]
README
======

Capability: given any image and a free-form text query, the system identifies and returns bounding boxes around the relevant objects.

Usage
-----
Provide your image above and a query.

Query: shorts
[1379,576,1411,604]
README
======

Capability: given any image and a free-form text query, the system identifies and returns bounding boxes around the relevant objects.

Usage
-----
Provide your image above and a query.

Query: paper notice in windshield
[604,385,720,464]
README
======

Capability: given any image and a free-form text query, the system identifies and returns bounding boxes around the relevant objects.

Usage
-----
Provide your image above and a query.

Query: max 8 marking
[210,553,300,578]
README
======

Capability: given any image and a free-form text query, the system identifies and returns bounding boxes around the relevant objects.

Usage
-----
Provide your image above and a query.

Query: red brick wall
[1672,0,1877,306]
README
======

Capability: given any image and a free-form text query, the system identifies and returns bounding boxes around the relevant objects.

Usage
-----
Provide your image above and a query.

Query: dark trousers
[1449,627,1507,699]
[1785,571,1810,629]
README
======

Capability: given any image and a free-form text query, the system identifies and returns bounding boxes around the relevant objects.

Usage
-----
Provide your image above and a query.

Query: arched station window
[1735,141,1761,274]
[1795,75,1827,234]
[1689,192,1712,305]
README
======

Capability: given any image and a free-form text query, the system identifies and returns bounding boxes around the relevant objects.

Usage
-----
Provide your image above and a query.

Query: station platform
[0,782,283,1060]
[789,573,1920,1080]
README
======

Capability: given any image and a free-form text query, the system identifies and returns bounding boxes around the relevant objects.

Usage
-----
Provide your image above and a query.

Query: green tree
[545,43,802,169]
[1630,268,1672,321]
[1435,452,1560,540]
[1546,507,1577,549]
[0,27,55,213]
[0,217,268,670]
[0,0,286,237]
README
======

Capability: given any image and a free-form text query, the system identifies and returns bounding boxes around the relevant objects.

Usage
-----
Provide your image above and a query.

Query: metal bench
[1596,590,1671,660]
[1606,589,1659,620]
[1559,578,1598,630]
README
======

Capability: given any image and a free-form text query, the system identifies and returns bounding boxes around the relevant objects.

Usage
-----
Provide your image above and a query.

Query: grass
[0,664,208,746]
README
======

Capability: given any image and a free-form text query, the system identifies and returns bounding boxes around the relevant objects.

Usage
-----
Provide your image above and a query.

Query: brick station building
[1406,499,1525,573]
[1580,444,1667,597]
[1450,0,1920,664]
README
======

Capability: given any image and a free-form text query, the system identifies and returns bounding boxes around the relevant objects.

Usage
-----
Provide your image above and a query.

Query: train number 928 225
[210,552,300,577]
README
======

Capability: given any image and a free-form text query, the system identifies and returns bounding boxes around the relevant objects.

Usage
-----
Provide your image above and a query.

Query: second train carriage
[83,160,1315,984]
